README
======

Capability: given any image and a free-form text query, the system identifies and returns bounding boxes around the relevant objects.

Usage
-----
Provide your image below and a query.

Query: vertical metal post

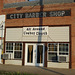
[40,0,43,6]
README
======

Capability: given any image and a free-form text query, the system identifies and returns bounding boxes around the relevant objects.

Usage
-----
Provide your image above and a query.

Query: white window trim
[5,43,13,52]
[47,43,69,62]
[5,43,23,60]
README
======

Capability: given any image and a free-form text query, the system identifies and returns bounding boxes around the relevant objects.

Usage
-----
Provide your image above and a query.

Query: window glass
[6,43,13,53]
[48,43,58,62]
[14,43,22,59]
[59,43,69,55]
[14,51,22,59]
[6,43,22,59]
[48,43,57,51]
[48,53,57,62]
[48,43,69,62]
[14,43,22,50]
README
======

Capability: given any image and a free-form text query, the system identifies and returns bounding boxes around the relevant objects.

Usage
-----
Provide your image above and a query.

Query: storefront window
[6,43,13,53]
[48,43,57,62]
[48,43,69,62]
[59,43,69,55]
[48,43,57,51]
[14,43,22,59]
[48,53,57,62]
[14,43,22,50]
[5,43,22,59]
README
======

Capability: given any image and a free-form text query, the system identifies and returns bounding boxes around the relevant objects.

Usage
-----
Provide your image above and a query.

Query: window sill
[47,61,69,63]
[5,59,22,60]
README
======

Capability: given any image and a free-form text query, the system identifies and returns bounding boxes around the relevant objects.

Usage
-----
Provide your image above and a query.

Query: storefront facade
[0,0,75,69]
[5,26,70,69]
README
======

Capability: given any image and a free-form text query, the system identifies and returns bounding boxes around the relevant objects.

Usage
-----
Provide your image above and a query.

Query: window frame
[59,43,69,55]
[47,43,58,62]
[14,43,23,59]
[47,43,69,62]
[6,43,13,53]
[5,43,23,60]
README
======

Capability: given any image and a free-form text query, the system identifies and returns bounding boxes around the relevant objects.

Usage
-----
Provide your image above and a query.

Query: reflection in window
[48,43,57,62]
[48,53,57,62]
[14,51,22,59]
[14,43,22,59]
[48,43,57,51]
[6,43,13,53]
[59,43,69,55]
[15,43,22,50]
[48,43,69,62]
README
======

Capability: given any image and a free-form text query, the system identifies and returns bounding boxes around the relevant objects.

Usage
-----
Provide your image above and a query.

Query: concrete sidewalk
[0,64,75,75]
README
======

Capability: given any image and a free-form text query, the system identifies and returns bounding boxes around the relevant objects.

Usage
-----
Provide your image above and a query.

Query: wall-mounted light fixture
[16,7,23,10]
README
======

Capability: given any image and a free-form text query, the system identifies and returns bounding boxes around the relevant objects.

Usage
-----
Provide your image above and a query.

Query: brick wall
[1,1,75,69]
[0,0,3,15]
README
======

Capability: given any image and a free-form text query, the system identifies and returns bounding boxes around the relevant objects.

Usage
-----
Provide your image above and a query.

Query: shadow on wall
[38,0,43,42]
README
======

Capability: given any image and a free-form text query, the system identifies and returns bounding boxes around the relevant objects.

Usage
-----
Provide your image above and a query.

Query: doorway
[25,43,45,67]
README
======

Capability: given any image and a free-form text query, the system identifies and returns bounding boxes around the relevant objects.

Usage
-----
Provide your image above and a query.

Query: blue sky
[29,0,36,1]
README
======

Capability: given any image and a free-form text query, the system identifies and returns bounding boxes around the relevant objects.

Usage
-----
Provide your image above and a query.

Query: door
[25,43,44,67]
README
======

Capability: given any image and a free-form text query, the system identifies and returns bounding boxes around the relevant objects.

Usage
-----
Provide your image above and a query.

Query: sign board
[0,15,5,63]
[23,26,48,36]
[6,10,71,19]
[0,15,5,37]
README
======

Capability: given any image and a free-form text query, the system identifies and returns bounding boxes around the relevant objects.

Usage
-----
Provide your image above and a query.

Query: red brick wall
[4,0,26,4]
[0,0,3,15]
[2,3,73,27]
[1,2,75,69]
